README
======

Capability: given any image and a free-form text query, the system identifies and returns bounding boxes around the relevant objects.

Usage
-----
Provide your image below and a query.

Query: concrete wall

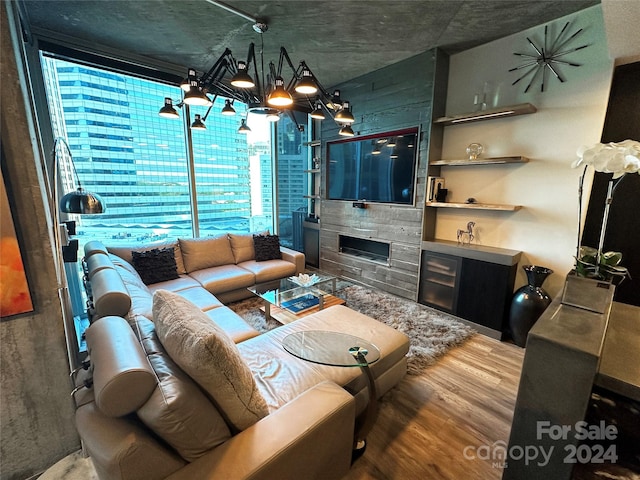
[1,4,79,479]
[437,5,613,297]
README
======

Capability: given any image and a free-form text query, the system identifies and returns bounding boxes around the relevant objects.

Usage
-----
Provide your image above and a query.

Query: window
[41,56,279,246]
[276,114,309,250]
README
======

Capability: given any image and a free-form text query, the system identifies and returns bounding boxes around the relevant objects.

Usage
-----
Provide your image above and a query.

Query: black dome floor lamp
[54,137,106,214]
[52,137,105,374]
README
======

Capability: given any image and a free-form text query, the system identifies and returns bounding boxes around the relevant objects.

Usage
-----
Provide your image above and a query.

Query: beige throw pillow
[153,290,269,432]
[179,236,235,272]
[131,315,231,461]
[228,233,255,263]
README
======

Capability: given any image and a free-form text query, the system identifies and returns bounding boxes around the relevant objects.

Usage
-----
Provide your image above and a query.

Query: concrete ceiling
[21,0,600,89]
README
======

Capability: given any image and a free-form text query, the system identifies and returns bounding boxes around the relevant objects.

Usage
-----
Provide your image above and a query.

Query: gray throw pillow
[131,315,231,461]
[153,290,269,432]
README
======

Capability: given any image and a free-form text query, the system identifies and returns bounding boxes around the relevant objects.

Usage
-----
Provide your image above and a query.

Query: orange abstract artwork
[1,170,34,317]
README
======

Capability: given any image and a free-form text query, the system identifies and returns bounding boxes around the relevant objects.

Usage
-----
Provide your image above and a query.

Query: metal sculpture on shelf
[457,221,475,245]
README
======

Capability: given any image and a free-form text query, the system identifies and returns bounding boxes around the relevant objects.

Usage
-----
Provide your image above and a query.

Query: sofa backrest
[178,235,236,272]
[130,314,232,461]
[83,248,131,320]
[103,232,295,277]
[85,316,156,417]
[106,239,187,275]
[84,314,233,463]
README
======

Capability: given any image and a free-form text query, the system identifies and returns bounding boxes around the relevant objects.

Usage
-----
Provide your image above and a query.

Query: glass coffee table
[248,272,351,324]
[282,330,380,458]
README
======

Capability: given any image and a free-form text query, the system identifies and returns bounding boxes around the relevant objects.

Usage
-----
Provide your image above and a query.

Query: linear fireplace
[339,235,390,265]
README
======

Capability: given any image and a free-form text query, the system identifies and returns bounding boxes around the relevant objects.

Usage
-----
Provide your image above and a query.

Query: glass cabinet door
[418,251,461,313]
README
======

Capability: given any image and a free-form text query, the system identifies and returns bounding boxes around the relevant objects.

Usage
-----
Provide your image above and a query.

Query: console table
[504,298,640,479]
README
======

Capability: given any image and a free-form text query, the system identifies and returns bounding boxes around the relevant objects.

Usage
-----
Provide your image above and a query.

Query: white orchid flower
[574,139,640,178]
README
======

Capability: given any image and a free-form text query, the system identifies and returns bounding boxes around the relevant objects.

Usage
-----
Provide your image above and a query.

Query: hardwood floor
[344,333,525,480]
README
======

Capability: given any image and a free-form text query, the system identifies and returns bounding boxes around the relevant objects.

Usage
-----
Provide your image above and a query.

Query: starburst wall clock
[509,21,591,93]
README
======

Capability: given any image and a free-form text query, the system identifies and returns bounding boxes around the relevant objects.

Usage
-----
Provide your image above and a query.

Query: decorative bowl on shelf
[466,143,484,160]
[289,273,320,287]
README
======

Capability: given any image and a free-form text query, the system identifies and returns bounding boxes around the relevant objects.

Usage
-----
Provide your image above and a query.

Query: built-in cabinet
[303,139,321,267]
[419,251,461,312]
[303,139,321,216]
[419,241,521,339]
[418,103,535,338]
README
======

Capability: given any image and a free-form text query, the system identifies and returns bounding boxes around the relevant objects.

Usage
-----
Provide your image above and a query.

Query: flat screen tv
[327,127,419,205]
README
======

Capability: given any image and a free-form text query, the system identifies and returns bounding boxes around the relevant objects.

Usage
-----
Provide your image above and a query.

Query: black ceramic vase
[509,265,553,347]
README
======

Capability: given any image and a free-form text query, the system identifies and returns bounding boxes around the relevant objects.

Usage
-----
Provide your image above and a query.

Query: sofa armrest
[166,381,355,480]
[280,246,305,274]
[76,402,186,480]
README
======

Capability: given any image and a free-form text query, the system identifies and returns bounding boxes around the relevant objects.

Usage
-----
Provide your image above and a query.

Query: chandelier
[158,9,355,136]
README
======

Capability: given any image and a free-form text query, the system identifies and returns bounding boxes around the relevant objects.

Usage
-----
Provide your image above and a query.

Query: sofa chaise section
[75,314,356,480]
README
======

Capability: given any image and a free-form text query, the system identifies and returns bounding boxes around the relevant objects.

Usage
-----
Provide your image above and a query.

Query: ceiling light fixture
[310,100,325,120]
[159,98,179,118]
[221,99,236,116]
[334,101,355,124]
[339,125,355,137]
[238,118,251,134]
[191,114,207,130]
[159,3,355,133]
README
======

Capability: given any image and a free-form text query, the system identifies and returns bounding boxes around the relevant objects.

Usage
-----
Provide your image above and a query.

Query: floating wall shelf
[433,103,537,126]
[426,202,522,212]
[431,156,529,166]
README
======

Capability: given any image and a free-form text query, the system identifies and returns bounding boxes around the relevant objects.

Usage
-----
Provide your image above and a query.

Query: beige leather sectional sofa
[74,234,410,480]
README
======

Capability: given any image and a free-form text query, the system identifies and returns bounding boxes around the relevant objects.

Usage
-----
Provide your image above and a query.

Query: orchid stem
[577,165,588,263]
[595,180,614,277]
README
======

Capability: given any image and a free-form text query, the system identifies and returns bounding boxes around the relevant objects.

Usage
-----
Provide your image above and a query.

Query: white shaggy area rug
[229,284,476,375]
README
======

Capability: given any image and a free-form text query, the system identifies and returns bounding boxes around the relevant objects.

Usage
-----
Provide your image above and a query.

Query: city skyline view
[41,55,309,250]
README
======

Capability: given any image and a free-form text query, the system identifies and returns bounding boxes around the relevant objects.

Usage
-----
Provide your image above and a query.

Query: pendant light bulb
[221,99,236,116]
[334,101,355,124]
[184,80,212,106]
[190,114,206,130]
[238,118,251,134]
[339,124,355,137]
[231,61,255,89]
[295,68,318,95]
[266,111,281,122]
[310,101,325,120]
[267,77,293,107]
[158,98,179,118]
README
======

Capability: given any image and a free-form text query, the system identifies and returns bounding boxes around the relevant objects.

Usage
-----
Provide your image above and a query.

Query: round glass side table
[282,330,381,459]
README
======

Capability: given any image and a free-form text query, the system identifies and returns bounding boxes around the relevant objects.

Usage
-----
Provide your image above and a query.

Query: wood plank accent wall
[318,49,449,300]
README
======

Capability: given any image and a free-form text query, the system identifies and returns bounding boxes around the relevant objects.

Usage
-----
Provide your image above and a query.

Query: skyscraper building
[41,56,255,242]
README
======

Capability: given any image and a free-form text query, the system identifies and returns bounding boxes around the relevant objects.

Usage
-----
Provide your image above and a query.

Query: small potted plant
[574,246,629,285]
[563,139,639,312]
